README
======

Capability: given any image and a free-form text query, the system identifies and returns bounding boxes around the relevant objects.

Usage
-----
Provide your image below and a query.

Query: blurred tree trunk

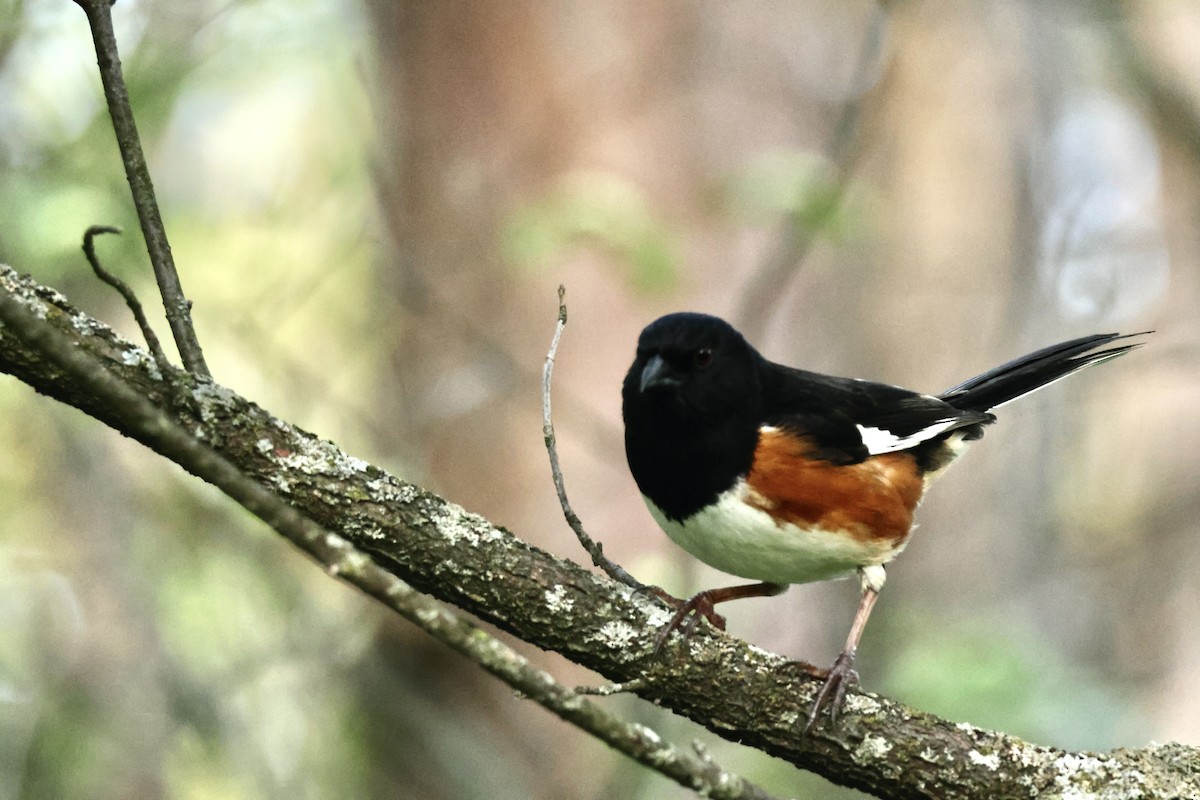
[363,4,704,797]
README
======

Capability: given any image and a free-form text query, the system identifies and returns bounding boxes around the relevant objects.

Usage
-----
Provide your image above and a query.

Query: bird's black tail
[938,333,1147,413]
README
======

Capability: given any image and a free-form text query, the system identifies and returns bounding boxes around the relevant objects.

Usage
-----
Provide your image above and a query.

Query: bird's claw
[803,649,859,732]
[651,591,728,655]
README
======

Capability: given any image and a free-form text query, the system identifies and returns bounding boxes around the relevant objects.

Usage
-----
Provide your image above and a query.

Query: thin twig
[72,0,211,378]
[0,281,783,800]
[542,286,647,591]
[81,225,172,376]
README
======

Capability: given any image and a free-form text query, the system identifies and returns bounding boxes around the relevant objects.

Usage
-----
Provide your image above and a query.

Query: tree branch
[71,0,210,378]
[0,264,780,800]
[1,264,1197,799]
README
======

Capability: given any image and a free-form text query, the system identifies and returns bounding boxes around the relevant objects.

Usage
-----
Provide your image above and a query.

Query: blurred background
[1,1,1198,797]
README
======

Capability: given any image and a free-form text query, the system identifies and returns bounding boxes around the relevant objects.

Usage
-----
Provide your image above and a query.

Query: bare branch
[70,0,210,378]
[0,266,781,800]
[542,285,647,590]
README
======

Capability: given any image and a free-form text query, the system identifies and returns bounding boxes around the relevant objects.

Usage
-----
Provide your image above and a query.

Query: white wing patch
[856,418,960,455]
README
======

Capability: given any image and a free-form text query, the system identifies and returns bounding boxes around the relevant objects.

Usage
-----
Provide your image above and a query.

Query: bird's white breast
[644,479,905,586]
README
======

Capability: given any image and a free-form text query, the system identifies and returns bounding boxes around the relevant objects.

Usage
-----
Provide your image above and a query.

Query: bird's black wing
[760,363,993,464]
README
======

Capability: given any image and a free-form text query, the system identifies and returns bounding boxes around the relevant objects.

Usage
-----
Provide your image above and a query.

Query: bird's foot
[801,649,859,732]
[651,590,728,655]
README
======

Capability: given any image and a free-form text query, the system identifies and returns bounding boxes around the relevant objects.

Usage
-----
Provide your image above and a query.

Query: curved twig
[542,286,648,591]
[81,225,172,376]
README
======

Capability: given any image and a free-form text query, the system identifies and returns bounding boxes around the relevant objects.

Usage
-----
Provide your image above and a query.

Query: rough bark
[1,265,1196,799]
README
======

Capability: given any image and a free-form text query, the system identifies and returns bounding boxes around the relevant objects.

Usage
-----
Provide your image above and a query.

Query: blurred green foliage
[1,1,384,798]
[883,612,1132,751]
[501,171,679,292]
[722,148,864,241]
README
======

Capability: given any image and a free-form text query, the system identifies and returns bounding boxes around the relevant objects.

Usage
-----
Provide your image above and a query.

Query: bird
[621,312,1144,729]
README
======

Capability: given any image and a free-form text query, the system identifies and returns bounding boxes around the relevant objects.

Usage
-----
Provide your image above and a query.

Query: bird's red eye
[694,348,714,369]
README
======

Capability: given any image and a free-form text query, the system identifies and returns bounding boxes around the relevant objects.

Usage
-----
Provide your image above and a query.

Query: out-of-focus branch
[70,0,210,378]
[735,2,891,341]
[1106,4,1200,171]
[2,265,1198,799]
[0,265,779,800]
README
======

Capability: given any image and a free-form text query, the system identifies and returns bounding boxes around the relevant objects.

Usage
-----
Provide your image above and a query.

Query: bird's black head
[622,312,764,427]
[622,313,766,519]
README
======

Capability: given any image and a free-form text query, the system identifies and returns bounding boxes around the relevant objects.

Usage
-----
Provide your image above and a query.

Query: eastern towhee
[621,312,1144,729]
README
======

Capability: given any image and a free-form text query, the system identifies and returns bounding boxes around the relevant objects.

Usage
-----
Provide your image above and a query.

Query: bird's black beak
[639,354,680,393]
